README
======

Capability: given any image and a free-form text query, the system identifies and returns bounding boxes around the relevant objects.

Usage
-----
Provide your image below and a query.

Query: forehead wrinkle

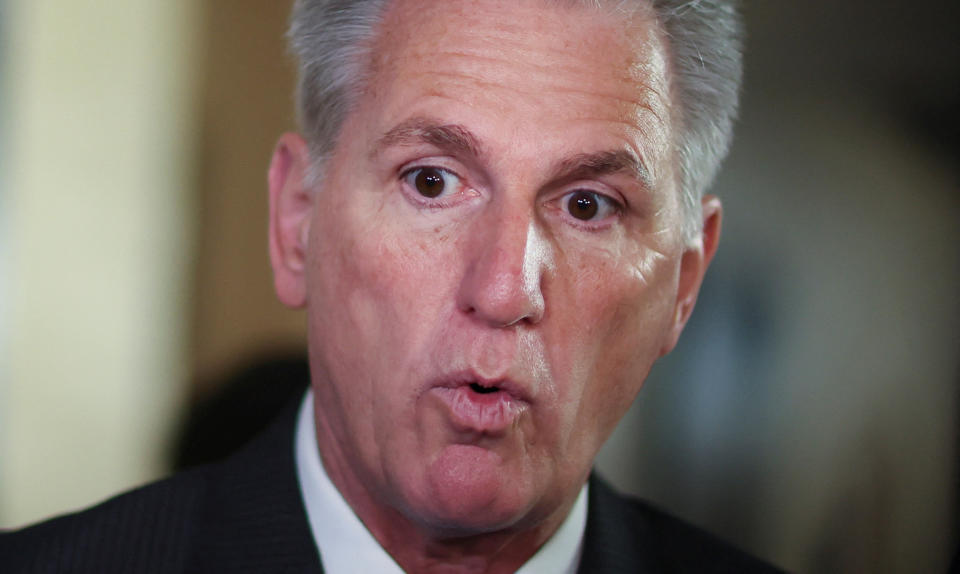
[409,67,666,126]
[416,44,657,92]
[425,49,585,82]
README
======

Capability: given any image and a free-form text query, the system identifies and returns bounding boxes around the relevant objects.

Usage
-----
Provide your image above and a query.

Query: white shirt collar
[294,389,588,574]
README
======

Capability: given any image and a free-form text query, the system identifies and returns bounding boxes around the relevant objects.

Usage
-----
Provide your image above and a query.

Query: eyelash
[549,190,624,231]
[399,165,472,208]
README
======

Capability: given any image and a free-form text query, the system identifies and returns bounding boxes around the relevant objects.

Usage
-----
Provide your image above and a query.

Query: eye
[403,166,462,199]
[562,190,620,222]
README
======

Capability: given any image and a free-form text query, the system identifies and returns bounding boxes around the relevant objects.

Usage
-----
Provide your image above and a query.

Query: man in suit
[2,0,783,571]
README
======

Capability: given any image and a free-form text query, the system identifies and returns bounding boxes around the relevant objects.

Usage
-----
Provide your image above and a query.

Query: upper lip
[433,369,532,403]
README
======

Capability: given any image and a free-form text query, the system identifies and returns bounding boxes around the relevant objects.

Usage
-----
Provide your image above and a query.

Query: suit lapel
[185,393,325,574]
[577,475,664,574]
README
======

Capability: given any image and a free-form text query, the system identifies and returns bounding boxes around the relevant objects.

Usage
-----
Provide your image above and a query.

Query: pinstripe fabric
[578,477,784,573]
[3,472,201,574]
[1,398,323,574]
[1,395,781,573]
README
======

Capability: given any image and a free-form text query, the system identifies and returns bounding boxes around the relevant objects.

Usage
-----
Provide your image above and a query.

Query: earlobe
[268,132,314,309]
[659,196,722,356]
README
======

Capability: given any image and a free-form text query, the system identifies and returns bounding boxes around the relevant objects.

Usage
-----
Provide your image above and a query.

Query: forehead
[375,0,654,64]
[356,0,674,180]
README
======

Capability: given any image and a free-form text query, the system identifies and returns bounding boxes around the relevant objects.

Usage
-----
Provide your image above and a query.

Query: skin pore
[267,0,721,572]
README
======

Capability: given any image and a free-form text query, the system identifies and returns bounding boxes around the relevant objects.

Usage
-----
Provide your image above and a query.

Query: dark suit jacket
[0,399,782,573]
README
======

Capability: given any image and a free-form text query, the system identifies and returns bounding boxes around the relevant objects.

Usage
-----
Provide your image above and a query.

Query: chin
[407,444,538,535]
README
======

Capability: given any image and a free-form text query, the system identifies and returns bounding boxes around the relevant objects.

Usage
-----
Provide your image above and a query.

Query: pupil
[569,192,598,220]
[415,169,445,198]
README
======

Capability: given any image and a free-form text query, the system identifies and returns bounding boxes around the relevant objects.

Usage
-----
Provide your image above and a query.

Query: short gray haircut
[288,0,742,243]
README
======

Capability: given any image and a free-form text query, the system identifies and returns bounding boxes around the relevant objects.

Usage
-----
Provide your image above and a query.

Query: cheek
[307,196,464,377]
[547,244,679,440]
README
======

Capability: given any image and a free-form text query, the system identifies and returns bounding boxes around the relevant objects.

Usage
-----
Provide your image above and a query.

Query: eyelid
[398,163,478,208]
[557,183,625,211]
[398,157,465,183]
[400,165,459,182]
[551,188,624,230]
[570,185,624,207]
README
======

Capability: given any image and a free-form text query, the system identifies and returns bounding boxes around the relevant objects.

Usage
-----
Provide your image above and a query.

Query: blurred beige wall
[0,0,305,527]
[190,0,305,393]
[0,0,200,526]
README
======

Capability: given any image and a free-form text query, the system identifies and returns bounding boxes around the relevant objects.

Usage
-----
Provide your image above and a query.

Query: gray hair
[288,0,743,243]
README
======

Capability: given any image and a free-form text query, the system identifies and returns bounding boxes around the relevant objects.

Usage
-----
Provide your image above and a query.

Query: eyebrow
[373,116,652,190]
[372,117,484,160]
[551,149,653,191]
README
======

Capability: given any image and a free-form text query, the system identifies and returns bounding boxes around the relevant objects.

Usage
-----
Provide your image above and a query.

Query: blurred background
[0,1,957,572]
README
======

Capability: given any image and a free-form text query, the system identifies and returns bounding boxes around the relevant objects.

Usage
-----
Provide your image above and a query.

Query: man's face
[271,0,715,536]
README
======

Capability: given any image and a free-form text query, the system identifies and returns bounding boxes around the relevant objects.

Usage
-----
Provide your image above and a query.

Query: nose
[456,208,549,327]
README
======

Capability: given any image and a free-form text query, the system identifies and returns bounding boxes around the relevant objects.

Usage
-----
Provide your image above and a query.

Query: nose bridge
[458,202,548,327]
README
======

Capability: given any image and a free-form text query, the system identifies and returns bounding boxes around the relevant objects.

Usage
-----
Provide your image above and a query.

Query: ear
[268,133,314,309]
[660,195,722,356]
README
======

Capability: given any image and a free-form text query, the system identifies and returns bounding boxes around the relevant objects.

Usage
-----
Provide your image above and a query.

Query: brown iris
[414,168,445,198]
[568,191,598,220]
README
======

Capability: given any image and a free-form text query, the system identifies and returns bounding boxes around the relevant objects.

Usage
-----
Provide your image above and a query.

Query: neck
[376,511,568,574]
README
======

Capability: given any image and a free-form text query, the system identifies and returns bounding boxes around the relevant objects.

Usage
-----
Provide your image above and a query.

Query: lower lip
[432,386,528,434]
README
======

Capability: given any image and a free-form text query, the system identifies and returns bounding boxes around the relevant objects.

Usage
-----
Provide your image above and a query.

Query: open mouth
[469,382,500,394]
